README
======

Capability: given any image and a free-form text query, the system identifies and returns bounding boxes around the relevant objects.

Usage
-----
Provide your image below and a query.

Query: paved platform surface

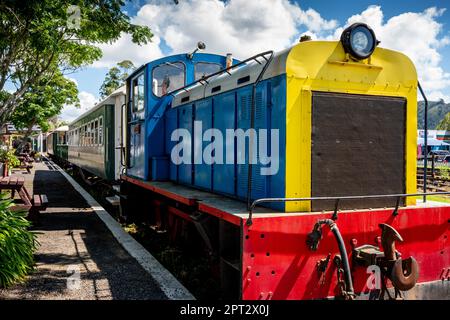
[0,161,167,300]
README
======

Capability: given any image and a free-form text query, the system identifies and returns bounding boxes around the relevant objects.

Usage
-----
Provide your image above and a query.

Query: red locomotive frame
[121,175,450,300]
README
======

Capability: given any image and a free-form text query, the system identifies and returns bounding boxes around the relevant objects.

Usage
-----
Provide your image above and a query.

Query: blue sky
[61,0,450,121]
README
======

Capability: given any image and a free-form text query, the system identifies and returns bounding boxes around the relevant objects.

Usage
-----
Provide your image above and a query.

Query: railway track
[417,167,450,193]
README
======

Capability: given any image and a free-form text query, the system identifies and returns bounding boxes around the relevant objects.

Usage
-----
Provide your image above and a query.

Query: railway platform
[0,160,193,300]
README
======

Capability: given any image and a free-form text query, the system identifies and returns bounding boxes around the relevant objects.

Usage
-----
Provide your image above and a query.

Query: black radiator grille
[311,92,406,211]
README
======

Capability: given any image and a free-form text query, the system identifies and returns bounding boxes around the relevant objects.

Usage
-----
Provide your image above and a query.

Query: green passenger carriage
[46,127,68,162]
[67,103,116,180]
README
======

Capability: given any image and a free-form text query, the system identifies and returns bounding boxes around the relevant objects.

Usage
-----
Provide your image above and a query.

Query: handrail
[418,82,428,202]
[168,50,274,98]
[119,102,126,168]
[246,191,450,226]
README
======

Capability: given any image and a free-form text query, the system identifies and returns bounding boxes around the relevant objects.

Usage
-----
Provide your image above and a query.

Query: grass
[415,195,450,203]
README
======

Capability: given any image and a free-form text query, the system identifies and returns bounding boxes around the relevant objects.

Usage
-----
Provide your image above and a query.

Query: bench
[17,154,34,173]
[33,194,49,211]
[0,176,47,220]
[26,193,48,221]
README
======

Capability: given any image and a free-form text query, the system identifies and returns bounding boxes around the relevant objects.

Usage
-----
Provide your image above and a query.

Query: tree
[0,0,152,124]
[99,60,135,98]
[10,71,79,137]
[436,112,450,131]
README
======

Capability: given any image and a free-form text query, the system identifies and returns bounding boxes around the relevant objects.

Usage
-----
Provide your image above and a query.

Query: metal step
[105,195,120,206]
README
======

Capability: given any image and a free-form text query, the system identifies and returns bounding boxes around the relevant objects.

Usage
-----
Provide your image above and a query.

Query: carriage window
[86,123,89,145]
[194,62,222,81]
[84,125,87,146]
[133,74,145,111]
[90,122,94,145]
[99,117,103,145]
[87,122,91,146]
[94,119,99,145]
[152,62,185,97]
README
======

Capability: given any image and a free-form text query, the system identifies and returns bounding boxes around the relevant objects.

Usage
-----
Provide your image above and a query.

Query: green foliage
[11,71,79,134]
[437,165,450,180]
[0,150,20,168]
[99,60,135,98]
[436,112,450,131]
[418,100,450,129]
[0,196,39,288]
[0,0,152,124]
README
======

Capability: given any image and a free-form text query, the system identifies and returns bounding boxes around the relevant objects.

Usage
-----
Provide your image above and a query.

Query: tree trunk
[0,83,30,125]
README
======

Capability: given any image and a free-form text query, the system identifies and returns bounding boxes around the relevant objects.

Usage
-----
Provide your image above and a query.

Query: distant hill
[418,100,450,129]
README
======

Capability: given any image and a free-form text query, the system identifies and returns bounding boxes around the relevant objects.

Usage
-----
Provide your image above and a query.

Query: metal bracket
[306,223,322,251]
[392,196,400,216]
[332,199,340,221]
[191,212,214,255]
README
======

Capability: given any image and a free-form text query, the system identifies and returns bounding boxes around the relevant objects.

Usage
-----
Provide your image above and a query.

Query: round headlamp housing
[340,23,377,60]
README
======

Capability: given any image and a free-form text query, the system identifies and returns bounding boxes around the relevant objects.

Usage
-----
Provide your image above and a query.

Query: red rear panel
[242,206,450,300]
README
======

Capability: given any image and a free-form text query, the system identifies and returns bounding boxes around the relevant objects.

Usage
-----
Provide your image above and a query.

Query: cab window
[194,62,222,81]
[152,62,185,97]
[132,74,145,111]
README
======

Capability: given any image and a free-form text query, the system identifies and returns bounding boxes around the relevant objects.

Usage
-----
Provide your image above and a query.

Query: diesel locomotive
[50,23,450,300]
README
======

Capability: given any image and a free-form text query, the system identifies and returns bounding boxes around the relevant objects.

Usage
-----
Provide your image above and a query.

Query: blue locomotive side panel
[213,92,236,195]
[237,86,269,201]
[178,104,194,185]
[194,98,213,190]
[236,87,252,199]
[165,74,286,210]
[267,75,286,211]
[146,96,171,181]
[165,107,178,181]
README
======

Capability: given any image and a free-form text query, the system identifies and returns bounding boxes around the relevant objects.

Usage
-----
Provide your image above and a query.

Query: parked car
[440,155,450,163]
[427,150,450,162]
[428,150,450,156]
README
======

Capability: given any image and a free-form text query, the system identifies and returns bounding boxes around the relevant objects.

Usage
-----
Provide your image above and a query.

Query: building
[417,130,450,157]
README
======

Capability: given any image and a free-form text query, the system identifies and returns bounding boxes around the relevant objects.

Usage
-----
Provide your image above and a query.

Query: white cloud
[93,0,337,63]
[92,32,164,68]
[298,8,338,33]
[332,5,450,102]
[65,77,78,86]
[59,91,99,122]
[88,1,450,101]
[134,0,337,58]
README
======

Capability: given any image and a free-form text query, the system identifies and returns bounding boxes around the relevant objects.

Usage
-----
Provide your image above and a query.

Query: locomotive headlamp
[187,41,206,60]
[340,23,378,60]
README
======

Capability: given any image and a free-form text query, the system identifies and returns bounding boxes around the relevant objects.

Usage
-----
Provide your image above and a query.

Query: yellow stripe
[285,80,311,211]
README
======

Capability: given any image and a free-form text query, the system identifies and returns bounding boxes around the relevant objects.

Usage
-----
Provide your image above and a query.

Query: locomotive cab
[125,51,235,180]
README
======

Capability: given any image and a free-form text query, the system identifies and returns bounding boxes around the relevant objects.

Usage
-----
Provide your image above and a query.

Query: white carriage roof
[55,125,69,132]
[69,86,126,125]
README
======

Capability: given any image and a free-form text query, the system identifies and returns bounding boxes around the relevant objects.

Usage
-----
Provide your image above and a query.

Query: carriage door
[127,72,146,179]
